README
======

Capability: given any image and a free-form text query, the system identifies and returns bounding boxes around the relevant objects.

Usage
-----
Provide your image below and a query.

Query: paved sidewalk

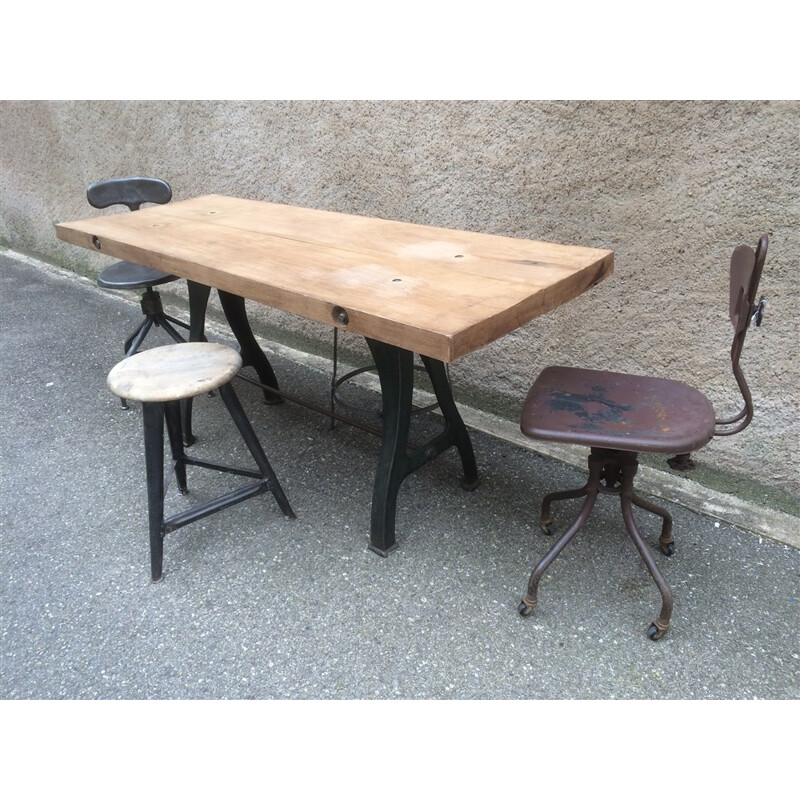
[1,251,798,699]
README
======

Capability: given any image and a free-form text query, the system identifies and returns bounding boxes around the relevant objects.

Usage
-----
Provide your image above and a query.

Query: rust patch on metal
[549,385,633,429]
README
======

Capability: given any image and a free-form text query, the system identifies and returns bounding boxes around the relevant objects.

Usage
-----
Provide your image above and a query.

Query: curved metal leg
[218,290,282,405]
[364,341,480,556]
[187,281,211,344]
[366,340,415,556]
[520,448,674,639]
[420,355,479,491]
[621,470,673,640]
[540,485,590,534]
[329,326,339,430]
[519,488,599,616]
[632,493,675,555]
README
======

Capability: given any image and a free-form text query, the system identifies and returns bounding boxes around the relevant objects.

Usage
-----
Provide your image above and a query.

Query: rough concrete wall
[1,100,797,498]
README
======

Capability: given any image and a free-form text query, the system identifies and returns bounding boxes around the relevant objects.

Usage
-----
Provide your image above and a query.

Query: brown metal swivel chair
[517,235,768,640]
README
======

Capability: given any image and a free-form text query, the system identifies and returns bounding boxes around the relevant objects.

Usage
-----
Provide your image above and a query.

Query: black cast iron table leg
[182,281,213,446]
[367,340,414,557]
[187,281,211,344]
[420,355,480,492]
[366,338,479,556]
[217,290,282,405]
[183,283,283,441]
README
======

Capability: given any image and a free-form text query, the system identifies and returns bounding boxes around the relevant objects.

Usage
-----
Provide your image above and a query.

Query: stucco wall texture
[1,100,797,500]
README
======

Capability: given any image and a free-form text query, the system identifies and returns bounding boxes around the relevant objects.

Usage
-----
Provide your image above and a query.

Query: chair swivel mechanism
[87,177,191,366]
[517,235,769,640]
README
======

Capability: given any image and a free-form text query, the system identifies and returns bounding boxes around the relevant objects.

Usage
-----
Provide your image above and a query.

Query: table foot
[460,475,481,492]
[368,542,399,558]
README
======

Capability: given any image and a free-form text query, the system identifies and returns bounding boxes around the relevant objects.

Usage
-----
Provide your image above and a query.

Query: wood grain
[106,342,242,402]
[57,195,613,362]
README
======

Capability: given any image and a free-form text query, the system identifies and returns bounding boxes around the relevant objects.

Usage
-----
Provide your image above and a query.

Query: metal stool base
[142,381,295,581]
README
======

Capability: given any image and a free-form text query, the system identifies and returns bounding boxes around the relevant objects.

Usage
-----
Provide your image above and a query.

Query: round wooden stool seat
[107,342,242,403]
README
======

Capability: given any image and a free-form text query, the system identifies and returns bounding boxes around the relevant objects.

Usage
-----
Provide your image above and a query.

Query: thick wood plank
[56,196,613,362]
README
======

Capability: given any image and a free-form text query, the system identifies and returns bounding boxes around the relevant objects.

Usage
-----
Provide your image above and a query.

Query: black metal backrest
[716,234,769,435]
[86,177,172,212]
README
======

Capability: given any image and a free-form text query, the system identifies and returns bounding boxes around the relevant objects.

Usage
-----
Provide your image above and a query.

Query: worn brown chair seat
[517,235,769,641]
[521,366,716,454]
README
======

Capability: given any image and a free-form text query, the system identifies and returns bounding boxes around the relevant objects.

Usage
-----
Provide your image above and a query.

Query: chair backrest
[730,235,768,334]
[86,177,172,212]
[716,234,768,435]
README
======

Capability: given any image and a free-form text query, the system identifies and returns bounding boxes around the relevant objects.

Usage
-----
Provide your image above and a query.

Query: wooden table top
[56,195,613,362]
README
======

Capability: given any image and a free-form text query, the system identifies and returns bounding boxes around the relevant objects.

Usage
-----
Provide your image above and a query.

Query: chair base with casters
[107,342,295,582]
[518,447,675,640]
[517,235,768,641]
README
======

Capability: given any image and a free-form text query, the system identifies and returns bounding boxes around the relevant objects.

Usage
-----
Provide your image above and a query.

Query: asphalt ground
[1,250,796,791]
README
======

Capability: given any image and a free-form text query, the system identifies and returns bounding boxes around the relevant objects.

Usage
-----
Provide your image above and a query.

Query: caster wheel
[660,542,675,557]
[518,600,533,617]
[647,623,667,641]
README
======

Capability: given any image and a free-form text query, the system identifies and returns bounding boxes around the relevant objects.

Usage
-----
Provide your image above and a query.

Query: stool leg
[142,402,166,582]
[217,382,296,519]
[162,313,192,332]
[118,317,155,411]
[164,400,188,494]
[156,315,188,345]
[125,316,154,358]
